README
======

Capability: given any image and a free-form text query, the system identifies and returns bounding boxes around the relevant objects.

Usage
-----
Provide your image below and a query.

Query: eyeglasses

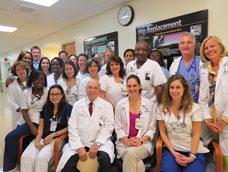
[50,93,62,97]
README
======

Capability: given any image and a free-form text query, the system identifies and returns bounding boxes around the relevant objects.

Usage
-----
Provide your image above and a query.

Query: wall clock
[117,5,134,26]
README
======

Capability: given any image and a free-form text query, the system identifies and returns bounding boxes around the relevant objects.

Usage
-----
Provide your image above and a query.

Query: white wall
[1,0,228,60]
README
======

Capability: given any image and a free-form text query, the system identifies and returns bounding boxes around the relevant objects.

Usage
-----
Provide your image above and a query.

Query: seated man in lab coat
[56,79,115,172]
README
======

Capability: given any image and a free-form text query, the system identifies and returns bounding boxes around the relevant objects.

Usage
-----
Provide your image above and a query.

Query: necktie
[89,102,93,116]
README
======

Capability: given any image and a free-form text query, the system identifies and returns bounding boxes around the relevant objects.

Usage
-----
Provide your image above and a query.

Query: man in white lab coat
[57,79,114,172]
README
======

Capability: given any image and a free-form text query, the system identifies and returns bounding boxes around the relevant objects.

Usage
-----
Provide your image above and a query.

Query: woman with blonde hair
[199,36,228,171]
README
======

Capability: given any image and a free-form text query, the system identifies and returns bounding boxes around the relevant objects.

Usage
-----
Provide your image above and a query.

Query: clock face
[117,5,134,26]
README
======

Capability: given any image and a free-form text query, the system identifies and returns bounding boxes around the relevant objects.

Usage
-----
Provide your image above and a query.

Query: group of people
[2,32,228,172]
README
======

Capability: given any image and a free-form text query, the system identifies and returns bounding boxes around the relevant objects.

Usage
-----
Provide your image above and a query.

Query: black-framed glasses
[50,93,62,97]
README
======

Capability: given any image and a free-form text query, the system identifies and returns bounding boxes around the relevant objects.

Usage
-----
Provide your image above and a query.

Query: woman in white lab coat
[7,61,30,129]
[99,55,127,109]
[198,36,228,171]
[115,74,157,172]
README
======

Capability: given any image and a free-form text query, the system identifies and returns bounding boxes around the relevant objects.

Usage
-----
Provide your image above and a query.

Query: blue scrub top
[177,56,200,102]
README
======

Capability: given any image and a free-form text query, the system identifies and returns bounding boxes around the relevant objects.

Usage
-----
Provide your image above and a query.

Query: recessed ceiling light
[21,0,59,7]
[0,25,18,32]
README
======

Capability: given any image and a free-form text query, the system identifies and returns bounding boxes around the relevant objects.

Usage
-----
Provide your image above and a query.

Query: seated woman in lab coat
[114,74,157,172]
[20,84,72,172]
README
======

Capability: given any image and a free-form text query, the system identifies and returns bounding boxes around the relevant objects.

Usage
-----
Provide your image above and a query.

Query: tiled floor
[0,90,13,170]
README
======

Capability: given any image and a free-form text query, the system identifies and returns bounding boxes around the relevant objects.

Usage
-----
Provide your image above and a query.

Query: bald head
[86,79,100,101]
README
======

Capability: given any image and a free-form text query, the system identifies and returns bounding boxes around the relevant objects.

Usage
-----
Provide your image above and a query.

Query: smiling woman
[20,84,72,172]
[3,70,48,171]
[199,36,228,171]
[99,55,127,109]
[114,74,157,172]
[157,74,209,172]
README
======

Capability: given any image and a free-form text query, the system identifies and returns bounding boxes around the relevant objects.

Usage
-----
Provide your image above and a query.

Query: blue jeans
[161,147,206,172]
[3,123,38,171]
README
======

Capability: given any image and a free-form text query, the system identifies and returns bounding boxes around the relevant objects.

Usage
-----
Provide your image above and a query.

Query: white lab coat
[47,73,63,87]
[56,96,114,171]
[126,59,166,104]
[114,96,157,158]
[7,79,26,127]
[199,56,228,156]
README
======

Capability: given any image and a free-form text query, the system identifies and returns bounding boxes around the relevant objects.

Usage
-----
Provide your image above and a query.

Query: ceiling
[0,0,132,55]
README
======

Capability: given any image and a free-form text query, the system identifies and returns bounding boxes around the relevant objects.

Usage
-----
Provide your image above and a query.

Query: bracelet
[189,153,196,159]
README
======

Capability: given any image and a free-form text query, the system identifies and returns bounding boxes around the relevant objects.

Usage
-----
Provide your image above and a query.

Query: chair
[156,136,223,172]
[18,133,68,172]
[53,133,68,171]
[18,134,34,172]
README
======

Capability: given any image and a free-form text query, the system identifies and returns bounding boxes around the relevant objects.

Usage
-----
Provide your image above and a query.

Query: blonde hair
[200,36,228,63]
[161,74,193,114]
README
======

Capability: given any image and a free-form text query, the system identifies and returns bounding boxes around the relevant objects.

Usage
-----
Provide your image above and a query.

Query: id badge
[34,105,42,112]
[121,87,128,96]
[135,118,143,130]
[50,121,57,131]
[172,123,182,136]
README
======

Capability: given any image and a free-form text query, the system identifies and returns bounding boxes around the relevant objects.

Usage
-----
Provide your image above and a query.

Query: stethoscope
[176,56,200,93]
[165,108,186,128]
[176,56,198,78]
[177,114,186,128]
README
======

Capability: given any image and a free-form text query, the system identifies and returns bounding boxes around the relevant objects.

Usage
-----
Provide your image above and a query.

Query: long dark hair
[62,60,78,79]
[106,55,125,78]
[46,85,68,117]
[38,57,51,73]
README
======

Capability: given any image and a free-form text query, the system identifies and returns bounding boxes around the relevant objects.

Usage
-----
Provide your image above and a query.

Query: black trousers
[62,147,111,172]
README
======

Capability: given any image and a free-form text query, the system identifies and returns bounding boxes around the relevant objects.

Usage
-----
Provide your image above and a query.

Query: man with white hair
[56,79,114,172]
